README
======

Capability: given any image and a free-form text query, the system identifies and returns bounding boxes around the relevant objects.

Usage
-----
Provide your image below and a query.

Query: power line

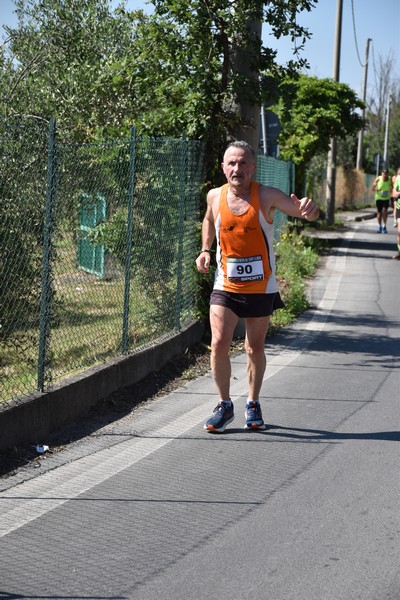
[350,0,366,68]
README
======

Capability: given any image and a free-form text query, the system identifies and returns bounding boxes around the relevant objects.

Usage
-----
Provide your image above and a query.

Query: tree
[1,0,320,175]
[269,74,364,197]
[363,52,400,173]
[127,0,318,178]
[2,0,135,140]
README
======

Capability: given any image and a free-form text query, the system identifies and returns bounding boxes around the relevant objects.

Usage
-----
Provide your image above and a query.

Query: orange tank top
[213,182,277,294]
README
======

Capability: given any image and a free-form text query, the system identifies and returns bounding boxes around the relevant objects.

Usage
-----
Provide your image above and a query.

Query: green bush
[0,118,49,337]
[272,227,319,327]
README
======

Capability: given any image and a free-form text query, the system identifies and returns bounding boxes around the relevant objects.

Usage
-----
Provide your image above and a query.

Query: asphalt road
[1,215,400,600]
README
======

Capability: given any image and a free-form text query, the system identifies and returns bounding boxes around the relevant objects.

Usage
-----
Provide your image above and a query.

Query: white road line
[0,403,214,537]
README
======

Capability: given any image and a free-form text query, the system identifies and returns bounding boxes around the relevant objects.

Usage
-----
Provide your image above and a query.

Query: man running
[196,141,319,433]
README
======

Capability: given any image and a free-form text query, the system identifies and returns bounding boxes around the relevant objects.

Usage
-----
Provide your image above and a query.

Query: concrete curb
[0,320,205,451]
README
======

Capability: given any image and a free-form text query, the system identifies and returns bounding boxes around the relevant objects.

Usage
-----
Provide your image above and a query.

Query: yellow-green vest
[375,176,391,200]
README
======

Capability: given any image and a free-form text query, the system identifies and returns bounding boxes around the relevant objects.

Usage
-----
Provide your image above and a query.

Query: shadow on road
[265,425,400,442]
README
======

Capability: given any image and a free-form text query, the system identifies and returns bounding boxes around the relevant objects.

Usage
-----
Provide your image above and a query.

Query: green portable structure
[78,193,108,278]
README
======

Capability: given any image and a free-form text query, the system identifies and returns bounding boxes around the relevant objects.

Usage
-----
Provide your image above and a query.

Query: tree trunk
[230,5,262,156]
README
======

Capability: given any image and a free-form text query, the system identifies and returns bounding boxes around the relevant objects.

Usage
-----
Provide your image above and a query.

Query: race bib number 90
[226,255,264,282]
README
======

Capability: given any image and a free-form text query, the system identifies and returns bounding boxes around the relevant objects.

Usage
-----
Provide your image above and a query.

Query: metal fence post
[290,162,296,196]
[122,126,136,353]
[37,117,57,391]
[174,132,187,330]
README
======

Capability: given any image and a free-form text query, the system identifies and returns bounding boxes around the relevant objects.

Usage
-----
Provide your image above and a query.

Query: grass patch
[0,232,176,402]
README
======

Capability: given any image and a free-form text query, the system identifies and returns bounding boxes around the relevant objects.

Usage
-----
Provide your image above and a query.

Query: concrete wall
[0,320,205,451]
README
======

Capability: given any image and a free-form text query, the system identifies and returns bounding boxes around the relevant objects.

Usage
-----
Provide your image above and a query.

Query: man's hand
[291,194,319,221]
[196,251,211,273]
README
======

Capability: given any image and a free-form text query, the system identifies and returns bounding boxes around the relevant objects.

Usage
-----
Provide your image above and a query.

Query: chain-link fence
[1,118,205,404]
[257,154,294,238]
[1,118,295,406]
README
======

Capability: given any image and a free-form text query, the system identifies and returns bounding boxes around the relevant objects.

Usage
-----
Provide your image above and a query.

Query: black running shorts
[376,199,389,212]
[210,290,285,318]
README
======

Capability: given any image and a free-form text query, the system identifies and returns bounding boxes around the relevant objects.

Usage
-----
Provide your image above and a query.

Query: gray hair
[225,140,255,159]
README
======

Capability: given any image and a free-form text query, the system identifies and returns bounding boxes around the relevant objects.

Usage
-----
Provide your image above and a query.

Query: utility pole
[356,38,372,170]
[260,104,267,155]
[325,0,343,225]
[383,94,391,167]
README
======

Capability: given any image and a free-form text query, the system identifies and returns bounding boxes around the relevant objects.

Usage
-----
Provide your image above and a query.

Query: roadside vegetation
[272,226,321,328]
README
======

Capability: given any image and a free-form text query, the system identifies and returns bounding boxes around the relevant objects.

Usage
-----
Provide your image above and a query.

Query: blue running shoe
[377,226,382,233]
[382,226,387,233]
[244,401,266,430]
[204,402,234,433]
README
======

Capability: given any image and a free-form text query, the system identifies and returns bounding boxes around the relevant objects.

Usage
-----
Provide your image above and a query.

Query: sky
[1,0,399,99]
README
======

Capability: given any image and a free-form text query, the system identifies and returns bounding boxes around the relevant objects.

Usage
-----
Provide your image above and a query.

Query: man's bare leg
[242,316,270,430]
[209,304,238,400]
[244,316,270,400]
